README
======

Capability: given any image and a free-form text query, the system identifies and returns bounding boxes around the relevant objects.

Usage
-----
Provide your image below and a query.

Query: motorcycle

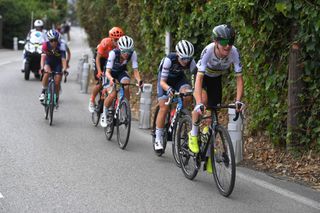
[20,31,44,80]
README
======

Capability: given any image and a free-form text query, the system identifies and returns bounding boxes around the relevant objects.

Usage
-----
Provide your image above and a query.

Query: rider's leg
[155,77,170,149]
[54,73,62,99]
[39,65,51,101]
[179,84,192,107]
[191,89,208,136]
[119,72,130,101]
[91,82,102,103]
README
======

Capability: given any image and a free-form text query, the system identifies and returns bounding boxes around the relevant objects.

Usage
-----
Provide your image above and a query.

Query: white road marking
[237,171,320,210]
[0,192,4,198]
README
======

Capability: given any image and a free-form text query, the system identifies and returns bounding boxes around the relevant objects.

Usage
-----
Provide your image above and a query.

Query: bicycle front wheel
[48,83,55,126]
[116,98,131,149]
[177,115,199,180]
[92,100,103,127]
[173,109,191,167]
[211,125,236,197]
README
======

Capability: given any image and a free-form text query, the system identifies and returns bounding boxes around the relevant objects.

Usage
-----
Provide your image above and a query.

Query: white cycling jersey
[106,50,138,71]
[197,43,242,77]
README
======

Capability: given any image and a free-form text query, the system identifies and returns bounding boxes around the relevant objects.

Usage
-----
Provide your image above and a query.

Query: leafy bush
[0,0,67,48]
[77,0,320,150]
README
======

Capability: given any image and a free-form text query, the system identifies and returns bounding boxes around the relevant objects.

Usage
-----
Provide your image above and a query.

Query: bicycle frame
[165,91,193,134]
[198,104,240,159]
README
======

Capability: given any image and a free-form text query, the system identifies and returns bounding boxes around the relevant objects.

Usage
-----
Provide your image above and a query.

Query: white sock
[191,124,199,136]
[155,128,164,141]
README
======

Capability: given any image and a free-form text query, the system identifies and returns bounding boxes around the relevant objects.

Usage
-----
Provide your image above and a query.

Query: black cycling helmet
[212,24,235,44]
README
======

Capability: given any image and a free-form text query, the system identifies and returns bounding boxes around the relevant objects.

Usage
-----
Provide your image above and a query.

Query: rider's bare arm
[96,53,103,74]
[194,72,204,105]
[236,74,244,101]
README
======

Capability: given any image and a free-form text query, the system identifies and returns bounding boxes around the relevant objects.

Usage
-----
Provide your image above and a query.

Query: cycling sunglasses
[218,38,234,46]
[49,39,58,43]
[120,49,133,54]
[180,56,192,62]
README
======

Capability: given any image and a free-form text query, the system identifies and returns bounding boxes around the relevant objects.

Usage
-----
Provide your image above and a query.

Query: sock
[41,87,47,93]
[191,123,199,136]
[90,95,95,102]
[155,128,164,141]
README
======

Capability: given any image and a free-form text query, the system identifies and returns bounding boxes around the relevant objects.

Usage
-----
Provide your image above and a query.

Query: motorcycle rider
[21,19,47,73]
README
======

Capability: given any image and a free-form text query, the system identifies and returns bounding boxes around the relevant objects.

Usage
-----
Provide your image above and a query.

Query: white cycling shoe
[39,93,45,102]
[100,113,107,127]
[154,138,163,150]
[88,101,95,113]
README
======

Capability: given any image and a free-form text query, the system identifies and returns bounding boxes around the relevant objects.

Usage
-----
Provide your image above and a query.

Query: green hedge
[77,0,320,150]
[0,0,67,48]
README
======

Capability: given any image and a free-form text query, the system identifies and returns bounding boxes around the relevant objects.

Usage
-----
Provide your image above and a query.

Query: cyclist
[100,35,143,127]
[154,40,196,151]
[38,29,68,106]
[21,19,47,72]
[88,27,124,113]
[189,24,244,171]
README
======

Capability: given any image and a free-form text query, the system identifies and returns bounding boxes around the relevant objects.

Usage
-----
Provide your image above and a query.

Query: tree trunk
[287,42,304,150]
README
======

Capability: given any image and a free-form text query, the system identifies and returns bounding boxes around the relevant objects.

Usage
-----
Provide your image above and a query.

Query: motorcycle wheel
[24,62,30,80]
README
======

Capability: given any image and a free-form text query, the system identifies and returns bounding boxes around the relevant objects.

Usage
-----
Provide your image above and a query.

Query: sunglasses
[120,49,133,54]
[180,57,192,62]
[218,38,234,46]
[49,39,58,43]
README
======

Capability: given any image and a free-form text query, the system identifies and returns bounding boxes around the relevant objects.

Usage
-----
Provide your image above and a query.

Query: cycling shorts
[105,71,130,88]
[157,73,191,100]
[202,75,222,107]
[45,60,62,74]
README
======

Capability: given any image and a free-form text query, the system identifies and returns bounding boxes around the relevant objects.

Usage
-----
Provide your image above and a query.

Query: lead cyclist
[189,24,245,171]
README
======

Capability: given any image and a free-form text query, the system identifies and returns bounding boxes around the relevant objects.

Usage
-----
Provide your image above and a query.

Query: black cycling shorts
[202,75,222,107]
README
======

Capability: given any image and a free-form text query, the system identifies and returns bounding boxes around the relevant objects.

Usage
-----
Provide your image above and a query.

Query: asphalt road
[0,27,319,213]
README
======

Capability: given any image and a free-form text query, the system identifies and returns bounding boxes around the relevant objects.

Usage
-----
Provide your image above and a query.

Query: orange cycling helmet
[109,27,124,39]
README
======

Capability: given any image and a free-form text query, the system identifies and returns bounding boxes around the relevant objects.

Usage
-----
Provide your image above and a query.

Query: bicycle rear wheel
[177,115,199,180]
[48,83,55,126]
[211,125,236,197]
[116,98,131,149]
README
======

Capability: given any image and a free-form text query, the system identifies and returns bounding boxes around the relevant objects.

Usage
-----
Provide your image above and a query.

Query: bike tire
[172,109,191,167]
[92,99,102,127]
[48,83,55,126]
[24,62,30,80]
[45,97,49,120]
[211,125,236,197]
[105,102,115,141]
[177,115,199,180]
[116,98,131,149]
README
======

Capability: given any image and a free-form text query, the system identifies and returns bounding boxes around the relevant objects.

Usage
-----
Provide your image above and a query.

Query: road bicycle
[151,91,193,161]
[176,103,242,197]
[43,71,67,126]
[104,82,142,149]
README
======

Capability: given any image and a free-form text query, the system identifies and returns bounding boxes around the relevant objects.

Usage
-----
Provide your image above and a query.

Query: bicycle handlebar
[109,81,143,95]
[201,103,243,122]
[165,90,193,105]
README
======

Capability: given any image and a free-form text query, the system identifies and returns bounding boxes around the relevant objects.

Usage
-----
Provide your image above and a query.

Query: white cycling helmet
[46,29,60,41]
[175,40,194,58]
[117,35,134,51]
[34,19,44,28]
